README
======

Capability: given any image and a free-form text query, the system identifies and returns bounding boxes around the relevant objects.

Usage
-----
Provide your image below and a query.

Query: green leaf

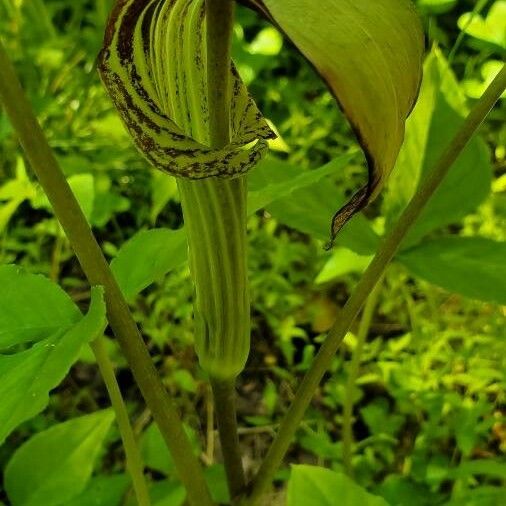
[150,481,186,506]
[32,174,95,222]
[248,153,357,214]
[384,49,493,247]
[0,267,106,443]
[258,173,381,255]
[399,237,506,305]
[447,459,506,480]
[458,1,506,51]
[98,0,274,180]
[64,475,130,506]
[316,247,372,284]
[287,465,390,506]
[111,228,188,301]
[0,158,35,233]
[0,265,81,349]
[4,410,115,506]
[417,0,457,15]
[243,0,424,240]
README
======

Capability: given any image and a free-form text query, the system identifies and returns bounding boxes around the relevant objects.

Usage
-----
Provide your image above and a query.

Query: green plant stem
[90,337,151,506]
[243,64,506,506]
[342,280,383,477]
[0,38,215,506]
[201,0,247,500]
[211,379,246,501]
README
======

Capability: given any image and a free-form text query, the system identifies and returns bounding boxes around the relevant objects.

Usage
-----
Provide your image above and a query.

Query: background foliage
[0,0,505,505]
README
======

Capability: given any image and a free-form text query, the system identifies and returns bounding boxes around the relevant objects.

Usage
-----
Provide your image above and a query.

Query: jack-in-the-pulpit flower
[98,0,424,380]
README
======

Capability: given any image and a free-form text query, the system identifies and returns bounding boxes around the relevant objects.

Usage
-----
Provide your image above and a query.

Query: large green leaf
[384,49,493,248]
[287,465,390,506]
[98,0,274,180]
[4,410,115,506]
[399,237,506,305]
[0,266,106,443]
[242,0,424,240]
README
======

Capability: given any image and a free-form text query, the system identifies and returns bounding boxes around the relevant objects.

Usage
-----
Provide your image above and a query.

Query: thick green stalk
[90,338,151,506]
[243,64,506,506]
[342,281,382,476]
[0,38,215,506]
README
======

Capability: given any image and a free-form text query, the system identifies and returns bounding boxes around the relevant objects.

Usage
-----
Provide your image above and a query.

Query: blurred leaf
[360,398,404,438]
[462,60,506,100]
[248,26,283,55]
[377,475,436,506]
[4,410,115,506]
[32,174,95,222]
[458,1,506,51]
[384,49,493,247]
[111,228,187,301]
[141,422,200,477]
[417,0,457,15]
[0,283,106,444]
[65,475,130,506]
[287,465,390,506]
[446,459,506,480]
[150,172,179,224]
[444,486,506,506]
[316,247,372,284]
[399,237,506,304]
[0,157,35,233]
[204,465,230,505]
[150,481,186,506]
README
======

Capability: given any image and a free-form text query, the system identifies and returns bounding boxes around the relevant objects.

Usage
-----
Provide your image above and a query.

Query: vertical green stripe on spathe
[178,177,250,380]
[99,0,275,180]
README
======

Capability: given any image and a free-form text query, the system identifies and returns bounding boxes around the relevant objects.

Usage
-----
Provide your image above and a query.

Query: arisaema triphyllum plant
[1,0,505,505]
[97,0,423,499]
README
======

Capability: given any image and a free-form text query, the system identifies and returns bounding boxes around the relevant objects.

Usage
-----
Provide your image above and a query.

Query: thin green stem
[342,280,383,476]
[0,38,215,506]
[211,379,246,501]
[90,337,151,506]
[243,64,506,506]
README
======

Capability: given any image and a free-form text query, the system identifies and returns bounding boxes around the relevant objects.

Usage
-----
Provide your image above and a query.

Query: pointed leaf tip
[241,0,425,243]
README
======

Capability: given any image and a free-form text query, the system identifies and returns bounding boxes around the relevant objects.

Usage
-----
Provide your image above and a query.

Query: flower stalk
[176,0,247,499]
